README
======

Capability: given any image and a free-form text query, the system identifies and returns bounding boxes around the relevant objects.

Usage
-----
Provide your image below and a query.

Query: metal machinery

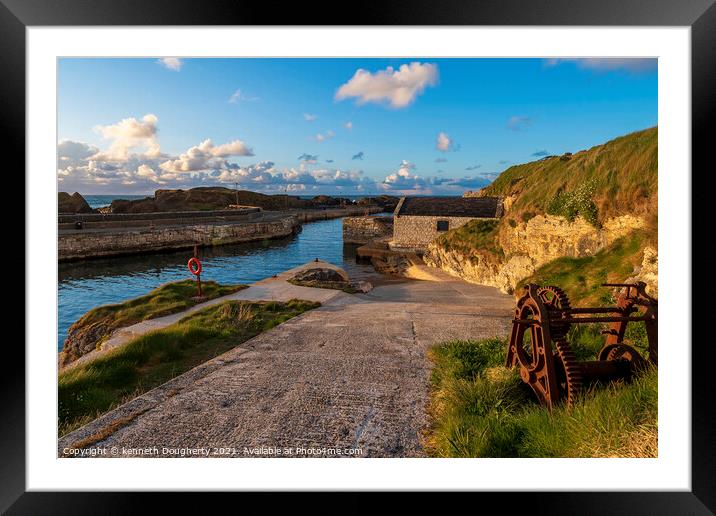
[506,282,657,410]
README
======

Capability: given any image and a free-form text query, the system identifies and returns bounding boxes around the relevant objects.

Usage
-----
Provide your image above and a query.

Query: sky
[57,57,657,196]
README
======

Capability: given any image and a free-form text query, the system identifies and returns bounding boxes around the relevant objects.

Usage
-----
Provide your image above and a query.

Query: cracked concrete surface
[58,263,513,458]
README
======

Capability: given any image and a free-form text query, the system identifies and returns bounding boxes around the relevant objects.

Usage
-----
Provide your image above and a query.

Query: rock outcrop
[105,187,397,214]
[425,214,647,294]
[58,192,95,214]
[498,214,644,263]
[292,267,350,284]
[626,246,658,298]
[289,265,372,293]
[59,317,112,367]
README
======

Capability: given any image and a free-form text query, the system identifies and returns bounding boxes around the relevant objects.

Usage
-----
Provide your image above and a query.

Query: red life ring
[188,257,202,276]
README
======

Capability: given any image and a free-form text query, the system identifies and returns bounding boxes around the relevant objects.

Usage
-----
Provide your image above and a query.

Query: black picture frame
[4,0,712,512]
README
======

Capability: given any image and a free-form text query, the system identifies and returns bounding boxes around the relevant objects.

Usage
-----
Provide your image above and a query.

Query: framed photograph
[6,0,712,510]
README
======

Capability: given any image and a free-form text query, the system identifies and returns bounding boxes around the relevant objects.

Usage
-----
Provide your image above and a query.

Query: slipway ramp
[58,261,513,458]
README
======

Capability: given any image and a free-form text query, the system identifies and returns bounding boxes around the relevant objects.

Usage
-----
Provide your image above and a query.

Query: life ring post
[187,257,204,299]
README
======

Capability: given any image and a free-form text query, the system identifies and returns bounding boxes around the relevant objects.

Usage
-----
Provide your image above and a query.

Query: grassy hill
[432,127,658,305]
[480,126,657,224]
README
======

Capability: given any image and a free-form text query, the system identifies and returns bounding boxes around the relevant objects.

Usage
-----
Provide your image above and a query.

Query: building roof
[394,196,501,218]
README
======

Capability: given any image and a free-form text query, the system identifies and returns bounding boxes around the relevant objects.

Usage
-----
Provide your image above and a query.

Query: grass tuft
[425,326,657,458]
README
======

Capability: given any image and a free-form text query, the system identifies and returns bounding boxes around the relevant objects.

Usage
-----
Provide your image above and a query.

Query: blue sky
[57,57,657,196]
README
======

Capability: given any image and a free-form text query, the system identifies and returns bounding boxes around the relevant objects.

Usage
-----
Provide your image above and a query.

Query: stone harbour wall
[342,216,394,244]
[59,206,379,261]
[59,217,299,261]
[392,215,493,250]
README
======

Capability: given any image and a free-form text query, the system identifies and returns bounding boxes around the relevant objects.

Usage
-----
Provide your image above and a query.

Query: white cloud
[92,114,161,161]
[136,164,156,178]
[134,164,178,184]
[344,121,353,130]
[378,160,493,194]
[214,162,371,190]
[228,89,259,103]
[57,115,262,192]
[304,113,317,121]
[159,138,254,173]
[335,62,438,109]
[546,58,657,73]
[157,58,183,71]
[312,169,368,187]
[383,160,426,190]
[436,132,457,152]
[210,139,254,157]
[57,140,99,168]
[315,130,334,143]
[59,114,489,195]
[217,161,282,184]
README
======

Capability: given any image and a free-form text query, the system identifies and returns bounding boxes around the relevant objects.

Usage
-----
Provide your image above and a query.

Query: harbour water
[57,217,382,351]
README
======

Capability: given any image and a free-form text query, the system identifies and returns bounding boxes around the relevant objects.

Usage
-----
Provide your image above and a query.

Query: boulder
[292,267,349,284]
[59,317,112,367]
[350,280,373,293]
[58,192,95,214]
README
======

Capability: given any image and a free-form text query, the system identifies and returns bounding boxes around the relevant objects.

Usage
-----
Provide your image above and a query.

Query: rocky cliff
[425,214,653,294]
[424,127,658,302]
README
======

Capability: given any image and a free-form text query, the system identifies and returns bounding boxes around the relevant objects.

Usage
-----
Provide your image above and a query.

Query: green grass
[58,298,320,436]
[426,325,657,458]
[546,178,599,227]
[435,219,503,263]
[62,280,247,358]
[72,279,246,330]
[434,128,657,293]
[481,126,657,223]
[517,230,652,306]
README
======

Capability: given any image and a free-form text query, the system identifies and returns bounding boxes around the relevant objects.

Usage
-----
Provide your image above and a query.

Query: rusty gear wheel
[554,340,582,409]
[600,343,647,371]
[538,286,572,340]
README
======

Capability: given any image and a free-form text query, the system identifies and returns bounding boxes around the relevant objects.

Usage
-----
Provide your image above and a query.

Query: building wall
[392,215,494,250]
[342,216,394,244]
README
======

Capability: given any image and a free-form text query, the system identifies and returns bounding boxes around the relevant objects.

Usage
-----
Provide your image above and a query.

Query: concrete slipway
[58,260,513,458]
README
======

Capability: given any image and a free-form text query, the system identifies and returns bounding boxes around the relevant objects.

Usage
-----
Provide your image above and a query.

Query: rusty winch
[506,282,657,410]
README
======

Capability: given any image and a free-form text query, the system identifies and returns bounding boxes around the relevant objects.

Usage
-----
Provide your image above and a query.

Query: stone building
[390,196,503,251]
